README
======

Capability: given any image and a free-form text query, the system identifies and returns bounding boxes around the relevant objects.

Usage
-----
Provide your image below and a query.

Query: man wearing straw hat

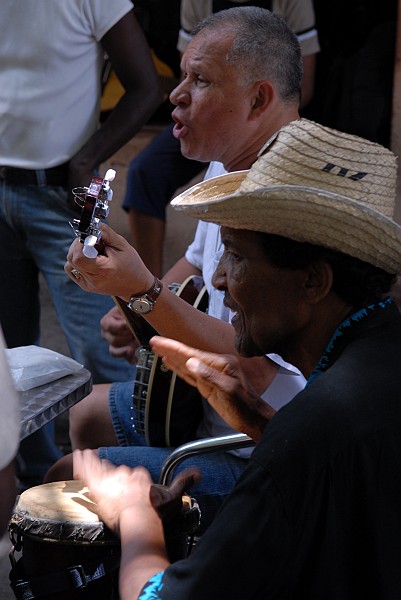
[56,6,306,530]
[74,119,401,598]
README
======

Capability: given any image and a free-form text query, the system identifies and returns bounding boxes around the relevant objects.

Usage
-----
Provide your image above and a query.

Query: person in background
[47,8,306,532]
[124,0,320,277]
[178,0,319,107]
[74,119,401,599]
[0,0,162,489]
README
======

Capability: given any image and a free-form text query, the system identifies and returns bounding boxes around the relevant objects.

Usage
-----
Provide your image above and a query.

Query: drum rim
[9,511,118,545]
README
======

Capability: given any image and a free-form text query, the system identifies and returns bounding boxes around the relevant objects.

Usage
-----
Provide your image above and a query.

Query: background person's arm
[68,11,163,193]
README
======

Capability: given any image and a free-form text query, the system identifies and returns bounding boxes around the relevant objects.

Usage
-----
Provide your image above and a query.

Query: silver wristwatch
[127,277,163,315]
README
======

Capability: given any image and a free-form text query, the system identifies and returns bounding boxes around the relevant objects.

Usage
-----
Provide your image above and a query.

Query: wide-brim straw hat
[172,119,401,274]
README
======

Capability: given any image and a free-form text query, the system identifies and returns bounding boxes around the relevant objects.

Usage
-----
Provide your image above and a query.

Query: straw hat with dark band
[172,119,401,275]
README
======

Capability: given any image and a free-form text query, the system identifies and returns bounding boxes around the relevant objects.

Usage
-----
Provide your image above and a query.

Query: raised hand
[150,336,276,442]
[65,223,154,300]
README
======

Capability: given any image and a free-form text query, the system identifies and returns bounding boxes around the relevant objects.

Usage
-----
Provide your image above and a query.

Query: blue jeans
[99,381,248,534]
[0,181,136,483]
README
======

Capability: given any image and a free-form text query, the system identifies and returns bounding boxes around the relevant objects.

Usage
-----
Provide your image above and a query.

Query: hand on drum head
[73,450,201,538]
[150,468,202,524]
[73,449,156,537]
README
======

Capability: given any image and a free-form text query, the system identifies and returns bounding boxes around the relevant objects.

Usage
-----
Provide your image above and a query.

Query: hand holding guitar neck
[69,170,157,348]
[70,168,116,258]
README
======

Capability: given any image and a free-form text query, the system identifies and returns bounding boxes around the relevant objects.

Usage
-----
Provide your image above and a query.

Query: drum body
[9,480,200,599]
[9,481,120,599]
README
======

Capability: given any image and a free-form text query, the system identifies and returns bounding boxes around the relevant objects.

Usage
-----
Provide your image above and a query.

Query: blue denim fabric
[0,181,136,482]
[0,182,136,383]
[108,380,139,446]
[99,381,248,533]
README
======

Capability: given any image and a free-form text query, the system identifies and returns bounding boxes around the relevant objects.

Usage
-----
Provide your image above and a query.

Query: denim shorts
[106,380,145,447]
[98,380,248,533]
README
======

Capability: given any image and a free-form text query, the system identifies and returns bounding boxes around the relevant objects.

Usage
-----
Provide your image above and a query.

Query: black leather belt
[0,162,69,188]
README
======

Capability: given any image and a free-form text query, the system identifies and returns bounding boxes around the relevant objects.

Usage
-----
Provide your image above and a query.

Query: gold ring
[71,268,80,280]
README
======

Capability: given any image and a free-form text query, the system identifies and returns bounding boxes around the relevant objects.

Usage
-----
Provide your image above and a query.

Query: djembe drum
[9,480,200,599]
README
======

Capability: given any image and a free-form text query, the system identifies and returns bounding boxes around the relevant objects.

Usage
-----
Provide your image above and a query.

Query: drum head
[10,480,117,544]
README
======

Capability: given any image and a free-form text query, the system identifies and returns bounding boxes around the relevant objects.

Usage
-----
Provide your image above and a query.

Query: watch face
[132,298,152,314]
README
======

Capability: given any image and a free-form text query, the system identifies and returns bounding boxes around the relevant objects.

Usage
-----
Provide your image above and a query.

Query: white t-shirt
[185,162,306,455]
[0,328,20,471]
[0,0,132,169]
[178,0,320,57]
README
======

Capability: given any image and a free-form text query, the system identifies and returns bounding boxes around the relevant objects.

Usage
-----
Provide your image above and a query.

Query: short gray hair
[193,7,302,103]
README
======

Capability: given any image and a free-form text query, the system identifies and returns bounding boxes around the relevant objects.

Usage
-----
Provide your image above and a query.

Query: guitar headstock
[70,169,116,258]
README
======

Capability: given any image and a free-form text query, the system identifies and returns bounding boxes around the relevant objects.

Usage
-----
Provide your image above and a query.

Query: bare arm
[73,451,168,599]
[99,256,202,360]
[66,225,234,353]
[73,451,200,600]
[68,11,163,192]
[162,256,202,285]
